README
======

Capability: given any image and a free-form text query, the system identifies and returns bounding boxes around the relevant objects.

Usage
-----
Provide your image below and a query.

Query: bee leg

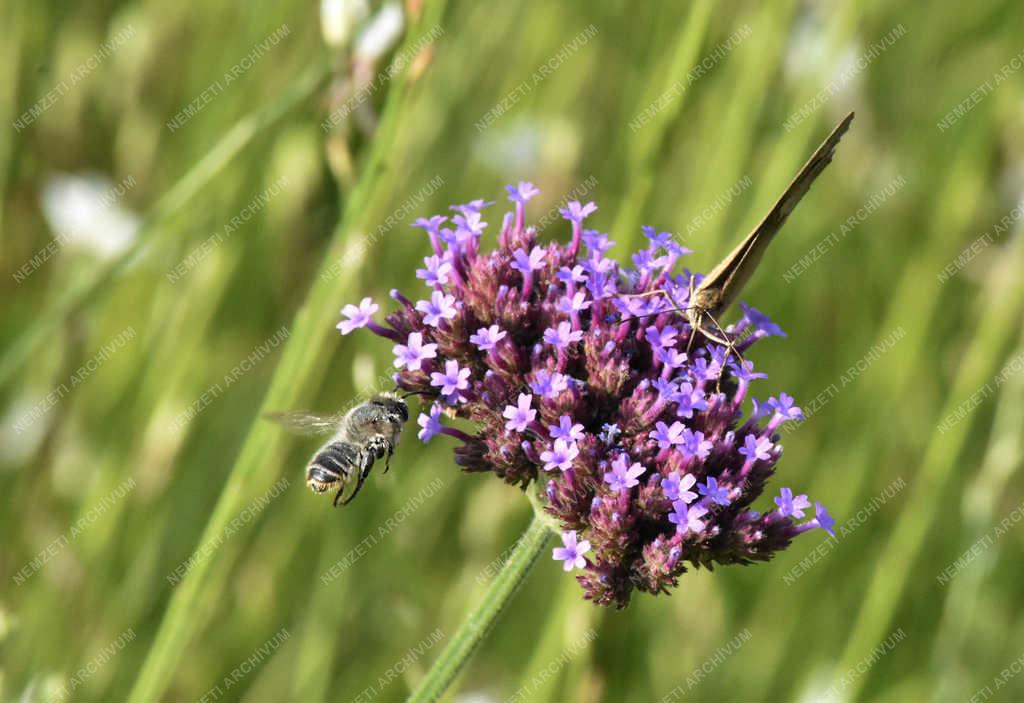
[340,449,377,506]
[333,485,346,507]
[342,464,374,503]
[365,436,392,474]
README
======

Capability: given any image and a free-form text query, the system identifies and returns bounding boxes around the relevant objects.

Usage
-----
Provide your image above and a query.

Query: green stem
[407,513,552,703]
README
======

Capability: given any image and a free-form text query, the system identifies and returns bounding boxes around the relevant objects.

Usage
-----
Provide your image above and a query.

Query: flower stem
[407,512,552,703]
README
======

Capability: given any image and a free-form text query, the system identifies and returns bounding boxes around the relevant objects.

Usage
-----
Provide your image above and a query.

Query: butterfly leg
[695,310,748,393]
[621,290,665,299]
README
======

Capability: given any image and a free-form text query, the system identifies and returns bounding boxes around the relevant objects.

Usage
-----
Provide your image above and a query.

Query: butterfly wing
[696,111,855,316]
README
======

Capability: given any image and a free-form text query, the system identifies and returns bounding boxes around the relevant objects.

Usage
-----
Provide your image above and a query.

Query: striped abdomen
[306,440,359,493]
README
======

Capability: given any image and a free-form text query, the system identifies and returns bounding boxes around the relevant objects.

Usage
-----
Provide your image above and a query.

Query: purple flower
[673,382,708,418]
[661,472,697,503]
[506,181,540,203]
[581,230,614,255]
[558,291,591,315]
[613,295,646,321]
[417,403,444,443]
[375,184,834,607]
[416,291,457,327]
[750,397,773,420]
[502,393,536,433]
[655,347,688,369]
[583,253,615,275]
[336,297,378,335]
[543,321,583,349]
[430,359,471,403]
[774,487,811,518]
[603,454,645,491]
[557,265,588,285]
[585,270,617,300]
[550,415,585,442]
[668,500,708,535]
[733,359,768,383]
[812,502,836,537]
[645,325,679,349]
[649,420,685,450]
[469,324,507,351]
[452,211,486,241]
[632,248,665,274]
[697,477,731,506]
[510,246,547,273]
[770,393,804,421]
[690,356,721,384]
[553,530,590,571]
[738,434,773,462]
[559,200,598,224]
[680,428,713,460]
[599,423,621,445]
[541,438,579,472]
[449,199,494,215]
[511,246,547,298]
[412,215,447,234]
[740,302,786,337]
[652,378,677,400]
[528,369,570,398]
[641,225,675,249]
[416,254,453,287]
[393,332,438,372]
[665,240,693,257]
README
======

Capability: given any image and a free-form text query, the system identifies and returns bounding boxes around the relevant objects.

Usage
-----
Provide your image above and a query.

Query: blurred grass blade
[0,58,329,388]
[610,0,712,250]
[836,226,1024,699]
[125,5,448,701]
[931,321,1024,700]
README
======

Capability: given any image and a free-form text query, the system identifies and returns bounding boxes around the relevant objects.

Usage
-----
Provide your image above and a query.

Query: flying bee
[266,392,411,506]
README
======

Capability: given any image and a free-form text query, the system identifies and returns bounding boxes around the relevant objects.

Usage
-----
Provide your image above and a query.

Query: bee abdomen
[306,441,359,493]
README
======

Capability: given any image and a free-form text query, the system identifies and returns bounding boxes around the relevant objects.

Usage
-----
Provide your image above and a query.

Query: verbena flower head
[342,184,834,607]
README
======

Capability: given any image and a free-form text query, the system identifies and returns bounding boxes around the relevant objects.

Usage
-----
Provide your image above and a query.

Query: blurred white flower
[453,693,498,703]
[0,393,50,467]
[354,3,404,64]
[785,10,830,80]
[473,117,581,178]
[40,172,139,259]
[320,0,369,50]
[784,8,864,103]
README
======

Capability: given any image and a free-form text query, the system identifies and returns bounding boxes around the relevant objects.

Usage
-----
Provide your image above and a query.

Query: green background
[3,1,1024,701]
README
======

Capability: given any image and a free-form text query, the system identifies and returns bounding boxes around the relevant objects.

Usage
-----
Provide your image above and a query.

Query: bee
[266,392,410,506]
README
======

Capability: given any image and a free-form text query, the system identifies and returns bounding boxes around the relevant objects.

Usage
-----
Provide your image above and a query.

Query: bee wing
[263,410,344,436]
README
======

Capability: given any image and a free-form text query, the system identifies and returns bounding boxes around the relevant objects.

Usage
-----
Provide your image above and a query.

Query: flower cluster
[338,182,834,607]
